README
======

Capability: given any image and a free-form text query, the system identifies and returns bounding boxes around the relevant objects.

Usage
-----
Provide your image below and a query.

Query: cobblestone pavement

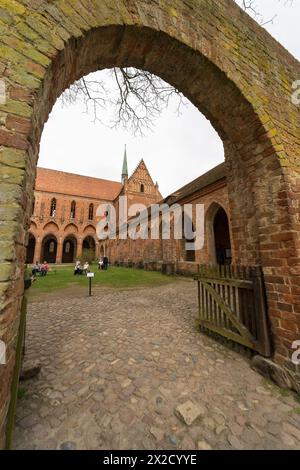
[13,281,300,450]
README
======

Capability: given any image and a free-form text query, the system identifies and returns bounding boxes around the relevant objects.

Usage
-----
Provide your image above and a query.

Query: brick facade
[0,0,300,448]
[27,162,162,265]
[106,163,232,276]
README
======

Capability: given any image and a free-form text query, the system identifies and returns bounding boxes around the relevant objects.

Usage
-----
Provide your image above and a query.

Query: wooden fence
[194,265,272,357]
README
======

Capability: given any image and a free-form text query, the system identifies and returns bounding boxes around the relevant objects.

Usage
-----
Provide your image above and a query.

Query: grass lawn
[29,265,178,294]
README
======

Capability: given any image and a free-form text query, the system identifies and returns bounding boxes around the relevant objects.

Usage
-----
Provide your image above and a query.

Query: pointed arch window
[70,200,76,219]
[88,203,94,221]
[50,198,56,217]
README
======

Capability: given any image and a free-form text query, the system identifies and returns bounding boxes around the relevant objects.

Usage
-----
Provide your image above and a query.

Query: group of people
[74,261,91,275]
[32,258,109,278]
[98,256,109,270]
[32,261,49,277]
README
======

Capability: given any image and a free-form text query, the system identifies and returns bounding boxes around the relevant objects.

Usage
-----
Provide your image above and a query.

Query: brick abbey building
[26,149,162,265]
[106,162,232,275]
[27,147,232,275]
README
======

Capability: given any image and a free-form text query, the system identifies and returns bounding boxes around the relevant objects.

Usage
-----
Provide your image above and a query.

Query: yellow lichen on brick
[0,0,26,16]
[169,7,178,18]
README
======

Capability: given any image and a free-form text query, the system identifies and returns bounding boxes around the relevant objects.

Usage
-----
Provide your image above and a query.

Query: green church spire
[122,144,128,183]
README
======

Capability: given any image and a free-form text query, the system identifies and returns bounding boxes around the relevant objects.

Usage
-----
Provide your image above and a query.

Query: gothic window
[49,241,55,253]
[70,200,76,219]
[65,242,70,253]
[50,198,56,217]
[140,184,145,193]
[88,203,94,221]
[32,197,35,214]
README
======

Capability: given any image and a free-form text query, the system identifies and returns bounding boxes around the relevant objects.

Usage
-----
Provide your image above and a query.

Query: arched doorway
[182,217,196,262]
[83,236,96,260]
[41,235,58,264]
[26,234,36,264]
[62,237,77,264]
[213,207,232,266]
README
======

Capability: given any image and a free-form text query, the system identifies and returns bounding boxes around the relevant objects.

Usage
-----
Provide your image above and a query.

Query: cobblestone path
[13,281,300,450]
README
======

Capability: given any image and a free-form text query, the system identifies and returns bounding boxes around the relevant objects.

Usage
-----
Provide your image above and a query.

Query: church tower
[121,145,128,184]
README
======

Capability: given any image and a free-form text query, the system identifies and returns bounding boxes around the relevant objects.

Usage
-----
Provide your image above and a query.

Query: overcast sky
[39,1,300,198]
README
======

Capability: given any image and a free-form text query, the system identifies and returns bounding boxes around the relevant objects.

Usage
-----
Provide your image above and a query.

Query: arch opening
[26,234,36,265]
[32,22,286,272]
[62,236,77,264]
[83,236,96,260]
[41,235,58,264]
[213,207,232,266]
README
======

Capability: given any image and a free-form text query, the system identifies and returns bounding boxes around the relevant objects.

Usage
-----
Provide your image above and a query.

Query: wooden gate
[194,265,272,357]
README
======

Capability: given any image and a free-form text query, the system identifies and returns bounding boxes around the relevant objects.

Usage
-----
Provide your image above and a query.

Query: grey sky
[39,1,300,198]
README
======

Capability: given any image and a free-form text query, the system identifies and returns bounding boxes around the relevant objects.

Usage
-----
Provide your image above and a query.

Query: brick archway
[213,206,232,266]
[82,235,96,262]
[25,233,36,265]
[205,202,232,266]
[41,234,58,264]
[1,0,300,447]
[62,235,77,264]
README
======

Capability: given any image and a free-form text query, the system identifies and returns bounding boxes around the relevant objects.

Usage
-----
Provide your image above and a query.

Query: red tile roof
[35,168,122,201]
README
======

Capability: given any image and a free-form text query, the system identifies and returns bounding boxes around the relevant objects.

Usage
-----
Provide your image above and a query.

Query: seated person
[74,261,83,275]
[32,261,41,277]
[83,261,90,275]
[40,261,49,277]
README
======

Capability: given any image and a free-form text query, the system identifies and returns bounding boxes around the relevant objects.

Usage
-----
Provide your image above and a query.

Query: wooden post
[252,266,272,357]
[197,264,201,320]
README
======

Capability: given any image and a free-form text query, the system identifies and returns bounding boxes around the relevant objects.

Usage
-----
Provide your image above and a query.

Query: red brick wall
[107,180,230,268]
[28,190,104,263]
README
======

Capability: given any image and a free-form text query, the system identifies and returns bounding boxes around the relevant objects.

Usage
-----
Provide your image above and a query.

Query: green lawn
[29,265,177,294]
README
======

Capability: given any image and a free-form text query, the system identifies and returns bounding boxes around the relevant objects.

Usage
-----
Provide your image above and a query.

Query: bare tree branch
[59,0,294,135]
[60,67,185,136]
[241,0,293,26]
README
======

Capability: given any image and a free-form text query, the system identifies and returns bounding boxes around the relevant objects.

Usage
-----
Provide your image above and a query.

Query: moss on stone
[0,99,32,118]
[0,0,26,16]
[0,148,26,169]
[0,263,13,282]
[7,70,40,90]
[169,7,178,18]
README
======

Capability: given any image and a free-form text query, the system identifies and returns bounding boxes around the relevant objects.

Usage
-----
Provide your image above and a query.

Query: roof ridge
[36,167,120,185]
